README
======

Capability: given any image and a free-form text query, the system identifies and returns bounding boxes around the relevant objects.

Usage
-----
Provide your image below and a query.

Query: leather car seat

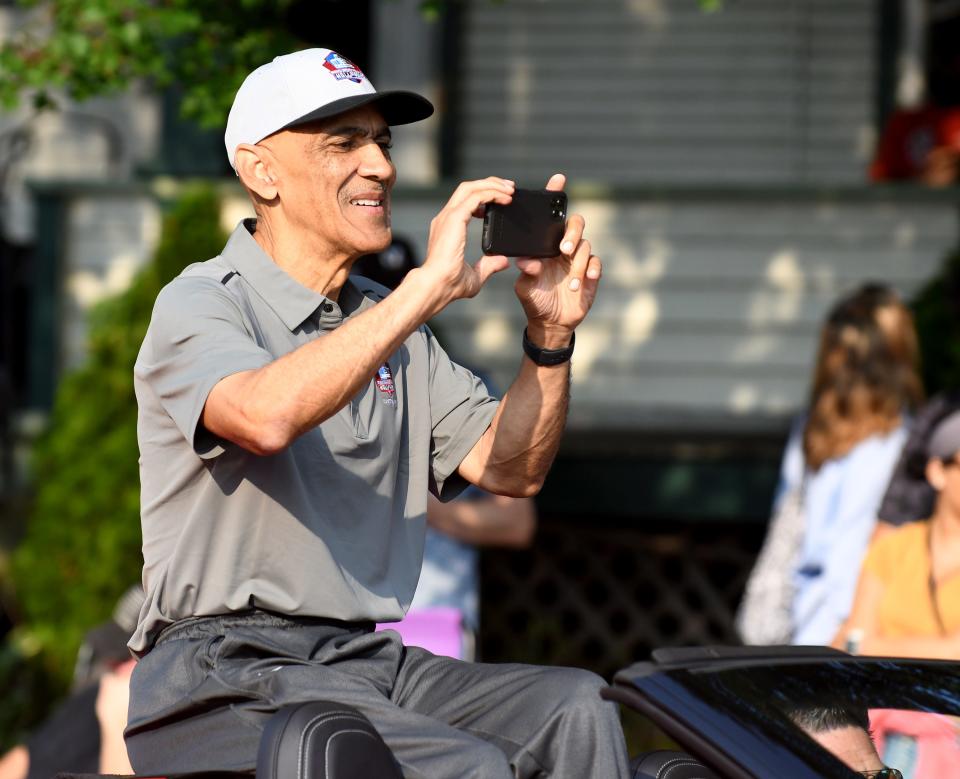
[55,700,402,779]
[630,749,720,779]
[256,701,403,779]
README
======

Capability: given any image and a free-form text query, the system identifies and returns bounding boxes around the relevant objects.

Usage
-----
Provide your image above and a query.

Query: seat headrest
[631,749,720,779]
[257,701,402,779]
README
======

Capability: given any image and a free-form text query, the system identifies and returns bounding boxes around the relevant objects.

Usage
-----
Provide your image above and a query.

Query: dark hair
[803,283,924,471]
[789,704,870,734]
[877,390,960,524]
[904,391,960,478]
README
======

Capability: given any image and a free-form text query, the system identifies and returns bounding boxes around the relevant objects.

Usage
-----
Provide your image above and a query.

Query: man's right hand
[416,178,516,314]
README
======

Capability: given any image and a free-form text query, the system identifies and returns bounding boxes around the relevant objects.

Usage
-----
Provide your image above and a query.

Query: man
[789,705,900,777]
[125,48,628,778]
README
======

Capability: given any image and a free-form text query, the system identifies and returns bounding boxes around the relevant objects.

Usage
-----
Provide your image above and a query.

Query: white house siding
[58,193,161,373]
[384,189,958,431]
[0,6,161,244]
[49,185,957,433]
[458,0,875,186]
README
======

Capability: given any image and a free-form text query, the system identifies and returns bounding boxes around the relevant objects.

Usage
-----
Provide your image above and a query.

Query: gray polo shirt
[130,220,498,654]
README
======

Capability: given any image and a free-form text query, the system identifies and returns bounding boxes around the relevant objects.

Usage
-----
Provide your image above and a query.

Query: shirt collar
[221,219,369,331]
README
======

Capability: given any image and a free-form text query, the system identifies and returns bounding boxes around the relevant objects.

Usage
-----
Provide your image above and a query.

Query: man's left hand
[514,173,601,344]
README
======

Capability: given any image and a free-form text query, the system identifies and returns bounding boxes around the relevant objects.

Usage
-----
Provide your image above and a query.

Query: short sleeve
[135,276,273,458]
[424,329,499,501]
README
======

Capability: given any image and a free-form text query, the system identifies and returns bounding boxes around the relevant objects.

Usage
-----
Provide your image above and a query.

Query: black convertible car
[606,646,960,778]
[62,646,958,779]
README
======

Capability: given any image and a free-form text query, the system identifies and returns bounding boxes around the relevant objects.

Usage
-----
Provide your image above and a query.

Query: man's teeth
[351,199,381,206]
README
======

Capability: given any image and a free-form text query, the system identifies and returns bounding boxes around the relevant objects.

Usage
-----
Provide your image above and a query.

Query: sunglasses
[860,770,904,779]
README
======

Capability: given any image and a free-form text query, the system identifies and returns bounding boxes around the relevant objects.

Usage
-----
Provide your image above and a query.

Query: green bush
[911,245,960,396]
[8,184,226,684]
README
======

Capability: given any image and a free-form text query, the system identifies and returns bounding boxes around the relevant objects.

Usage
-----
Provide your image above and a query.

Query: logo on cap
[323,52,366,84]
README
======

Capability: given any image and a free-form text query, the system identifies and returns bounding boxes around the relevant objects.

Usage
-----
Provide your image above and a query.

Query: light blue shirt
[791,422,908,645]
[410,526,479,631]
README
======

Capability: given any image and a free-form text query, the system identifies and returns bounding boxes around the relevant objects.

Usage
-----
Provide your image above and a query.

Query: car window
[867,709,959,778]
[614,656,960,778]
[683,660,960,778]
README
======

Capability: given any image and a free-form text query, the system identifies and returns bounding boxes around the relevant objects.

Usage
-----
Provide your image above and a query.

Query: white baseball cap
[224,48,434,169]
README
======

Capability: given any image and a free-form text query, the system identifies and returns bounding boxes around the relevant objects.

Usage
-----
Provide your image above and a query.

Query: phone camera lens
[552,197,564,208]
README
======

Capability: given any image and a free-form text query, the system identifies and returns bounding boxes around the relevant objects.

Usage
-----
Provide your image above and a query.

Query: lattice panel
[479,523,761,678]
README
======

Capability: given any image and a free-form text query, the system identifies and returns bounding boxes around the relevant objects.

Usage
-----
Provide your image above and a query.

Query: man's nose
[358,143,394,180]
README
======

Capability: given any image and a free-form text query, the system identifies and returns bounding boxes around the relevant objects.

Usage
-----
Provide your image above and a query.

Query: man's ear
[927,458,947,491]
[234,144,279,201]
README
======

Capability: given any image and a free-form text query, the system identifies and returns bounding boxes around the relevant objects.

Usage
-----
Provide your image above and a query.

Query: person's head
[789,705,887,774]
[924,407,960,516]
[878,391,960,524]
[225,49,433,262]
[804,283,923,471]
[72,584,144,688]
[352,236,420,292]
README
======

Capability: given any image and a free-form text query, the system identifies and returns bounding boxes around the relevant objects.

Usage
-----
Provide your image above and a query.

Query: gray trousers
[125,611,629,779]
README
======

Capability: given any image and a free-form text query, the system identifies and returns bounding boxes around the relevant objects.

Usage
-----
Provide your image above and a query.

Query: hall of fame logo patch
[376,363,397,407]
[322,52,366,84]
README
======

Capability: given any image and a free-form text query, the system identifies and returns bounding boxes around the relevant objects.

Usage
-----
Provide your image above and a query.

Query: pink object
[376,608,464,659]
[870,709,960,776]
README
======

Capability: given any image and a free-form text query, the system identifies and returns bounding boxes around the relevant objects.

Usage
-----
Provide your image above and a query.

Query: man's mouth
[348,192,386,209]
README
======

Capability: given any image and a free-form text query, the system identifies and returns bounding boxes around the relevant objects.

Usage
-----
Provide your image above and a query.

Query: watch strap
[522,328,575,366]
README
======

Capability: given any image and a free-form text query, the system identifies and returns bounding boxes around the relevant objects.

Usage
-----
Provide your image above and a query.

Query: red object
[870,708,960,775]
[870,105,960,181]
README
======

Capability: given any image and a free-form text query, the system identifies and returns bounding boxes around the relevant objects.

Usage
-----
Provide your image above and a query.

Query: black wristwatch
[522,328,575,366]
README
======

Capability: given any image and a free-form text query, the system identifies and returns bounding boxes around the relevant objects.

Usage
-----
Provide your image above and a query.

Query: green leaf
[0,0,457,125]
[120,21,141,46]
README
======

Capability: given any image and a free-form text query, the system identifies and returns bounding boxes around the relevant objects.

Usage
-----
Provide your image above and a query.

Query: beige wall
[458,0,876,186]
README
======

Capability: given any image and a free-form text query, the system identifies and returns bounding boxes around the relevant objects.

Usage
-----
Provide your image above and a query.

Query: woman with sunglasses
[837,406,960,658]
[834,405,960,777]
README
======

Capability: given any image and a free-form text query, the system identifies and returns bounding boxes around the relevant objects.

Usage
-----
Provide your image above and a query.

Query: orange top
[863,521,960,637]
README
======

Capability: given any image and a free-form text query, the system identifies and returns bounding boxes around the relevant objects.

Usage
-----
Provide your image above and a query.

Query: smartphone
[482,189,567,258]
